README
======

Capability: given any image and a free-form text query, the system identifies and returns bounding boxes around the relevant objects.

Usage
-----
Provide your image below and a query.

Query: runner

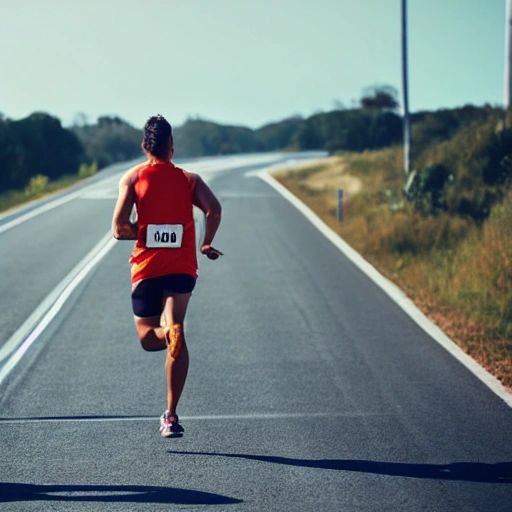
[111,114,222,438]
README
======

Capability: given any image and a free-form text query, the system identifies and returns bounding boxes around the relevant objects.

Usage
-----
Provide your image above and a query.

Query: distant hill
[174,109,403,158]
[173,119,260,158]
[1,100,507,197]
[72,116,142,169]
[277,109,402,152]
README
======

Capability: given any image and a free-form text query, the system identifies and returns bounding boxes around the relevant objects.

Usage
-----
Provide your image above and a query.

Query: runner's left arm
[112,170,138,240]
[188,173,223,259]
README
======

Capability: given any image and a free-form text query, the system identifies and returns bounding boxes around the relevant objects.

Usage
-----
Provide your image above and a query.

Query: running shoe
[159,412,184,438]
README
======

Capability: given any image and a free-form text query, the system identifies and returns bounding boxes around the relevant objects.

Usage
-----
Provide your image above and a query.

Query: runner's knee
[139,329,165,352]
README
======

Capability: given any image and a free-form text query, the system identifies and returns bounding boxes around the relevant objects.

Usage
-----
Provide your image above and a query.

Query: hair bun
[142,115,173,159]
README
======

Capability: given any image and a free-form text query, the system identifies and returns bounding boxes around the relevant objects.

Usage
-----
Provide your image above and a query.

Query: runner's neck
[147,157,171,166]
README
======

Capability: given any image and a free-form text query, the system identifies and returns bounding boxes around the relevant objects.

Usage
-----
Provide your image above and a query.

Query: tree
[0,112,85,191]
[360,85,399,111]
[72,112,89,127]
[72,116,142,168]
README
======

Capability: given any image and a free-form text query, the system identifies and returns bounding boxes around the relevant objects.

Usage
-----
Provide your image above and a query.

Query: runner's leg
[162,293,191,415]
[134,316,167,351]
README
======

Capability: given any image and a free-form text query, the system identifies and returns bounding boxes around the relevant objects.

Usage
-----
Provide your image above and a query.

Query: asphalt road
[1,153,511,511]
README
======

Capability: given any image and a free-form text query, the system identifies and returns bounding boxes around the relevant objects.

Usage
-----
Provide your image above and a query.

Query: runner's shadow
[0,483,242,505]
[169,451,512,484]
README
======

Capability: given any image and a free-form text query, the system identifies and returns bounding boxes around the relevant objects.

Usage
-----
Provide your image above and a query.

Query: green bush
[24,174,49,196]
[78,161,98,178]
[410,111,512,220]
[404,164,450,213]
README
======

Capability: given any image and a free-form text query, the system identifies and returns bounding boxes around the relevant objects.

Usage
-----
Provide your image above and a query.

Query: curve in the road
[258,170,512,409]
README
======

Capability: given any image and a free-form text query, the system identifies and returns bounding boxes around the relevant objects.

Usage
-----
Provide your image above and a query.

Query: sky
[0,0,507,129]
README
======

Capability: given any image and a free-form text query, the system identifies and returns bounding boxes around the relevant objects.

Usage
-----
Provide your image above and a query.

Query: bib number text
[146,224,183,248]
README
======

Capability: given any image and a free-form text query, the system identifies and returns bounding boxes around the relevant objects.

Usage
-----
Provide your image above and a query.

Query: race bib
[146,224,183,248]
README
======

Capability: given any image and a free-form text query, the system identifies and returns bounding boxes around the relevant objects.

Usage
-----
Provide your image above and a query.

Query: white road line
[244,157,329,178]
[0,174,124,234]
[0,193,80,234]
[0,232,117,386]
[0,157,146,225]
[257,171,512,409]
[0,155,260,385]
[0,411,390,425]
[80,191,118,199]
[0,154,281,234]
[184,153,287,175]
[219,192,277,198]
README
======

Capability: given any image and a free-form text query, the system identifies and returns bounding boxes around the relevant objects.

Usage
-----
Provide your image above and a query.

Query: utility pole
[401,0,411,176]
[505,0,512,109]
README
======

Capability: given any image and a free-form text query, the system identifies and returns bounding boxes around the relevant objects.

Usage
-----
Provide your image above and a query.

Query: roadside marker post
[336,189,344,222]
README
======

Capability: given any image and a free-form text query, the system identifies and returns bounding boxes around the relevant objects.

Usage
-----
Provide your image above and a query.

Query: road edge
[258,170,512,409]
[0,232,117,386]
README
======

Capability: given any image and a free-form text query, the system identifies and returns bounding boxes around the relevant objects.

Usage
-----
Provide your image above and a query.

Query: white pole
[505,0,512,109]
[401,0,411,175]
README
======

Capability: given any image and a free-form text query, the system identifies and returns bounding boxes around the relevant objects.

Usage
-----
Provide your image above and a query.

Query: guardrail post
[336,189,344,222]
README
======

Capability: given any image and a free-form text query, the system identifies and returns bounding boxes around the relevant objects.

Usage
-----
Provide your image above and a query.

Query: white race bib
[146,224,183,248]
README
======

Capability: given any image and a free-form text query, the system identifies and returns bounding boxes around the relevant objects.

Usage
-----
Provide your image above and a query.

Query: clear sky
[0,0,506,129]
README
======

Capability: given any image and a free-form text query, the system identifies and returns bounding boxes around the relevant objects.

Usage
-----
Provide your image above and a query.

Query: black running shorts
[131,273,196,317]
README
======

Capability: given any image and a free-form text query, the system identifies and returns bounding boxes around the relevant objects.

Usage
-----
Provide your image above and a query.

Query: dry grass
[273,148,512,388]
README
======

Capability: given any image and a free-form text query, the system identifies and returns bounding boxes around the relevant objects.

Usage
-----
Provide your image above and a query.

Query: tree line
[0,86,403,193]
[173,86,403,157]
[173,109,402,158]
[2,85,510,223]
[0,113,142,192]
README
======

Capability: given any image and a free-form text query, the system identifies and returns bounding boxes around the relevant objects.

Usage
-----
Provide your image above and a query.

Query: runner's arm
[112,170,138,240]
[191,174,223,256]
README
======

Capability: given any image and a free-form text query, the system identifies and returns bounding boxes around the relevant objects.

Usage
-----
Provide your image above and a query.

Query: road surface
[1,152,511,511]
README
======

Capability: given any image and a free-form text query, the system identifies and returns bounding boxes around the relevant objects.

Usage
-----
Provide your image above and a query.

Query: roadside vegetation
[1,173,80,212]
[273,108,512,388]
[0,112,139,213]
[0,85,404,212]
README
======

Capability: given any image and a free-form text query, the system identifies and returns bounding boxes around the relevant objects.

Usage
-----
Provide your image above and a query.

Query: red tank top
[129,161,198,283]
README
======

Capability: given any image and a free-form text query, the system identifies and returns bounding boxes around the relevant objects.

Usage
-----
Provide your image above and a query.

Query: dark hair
[142,114,173,159]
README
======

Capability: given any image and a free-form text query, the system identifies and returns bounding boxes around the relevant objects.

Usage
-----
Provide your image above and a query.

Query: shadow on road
[0,415,155,423]
[169,451,512,484]
[0,483,242,505]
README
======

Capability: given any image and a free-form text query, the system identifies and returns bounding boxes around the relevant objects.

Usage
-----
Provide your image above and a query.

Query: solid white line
[257,171,512,409]
[0,157,146,225]
[244,157,328,178]
[0,411,389,425]
[185,153,288,175]
[0,232,117,386]
[0,231,113,363]
[0,154,282,234]
[0,175,123,234]
[0,154,255,383]
[0,193,80,234]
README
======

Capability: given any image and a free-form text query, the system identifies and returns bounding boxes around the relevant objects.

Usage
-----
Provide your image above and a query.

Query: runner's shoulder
[120,162,146,187]
[179,168,204,191]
